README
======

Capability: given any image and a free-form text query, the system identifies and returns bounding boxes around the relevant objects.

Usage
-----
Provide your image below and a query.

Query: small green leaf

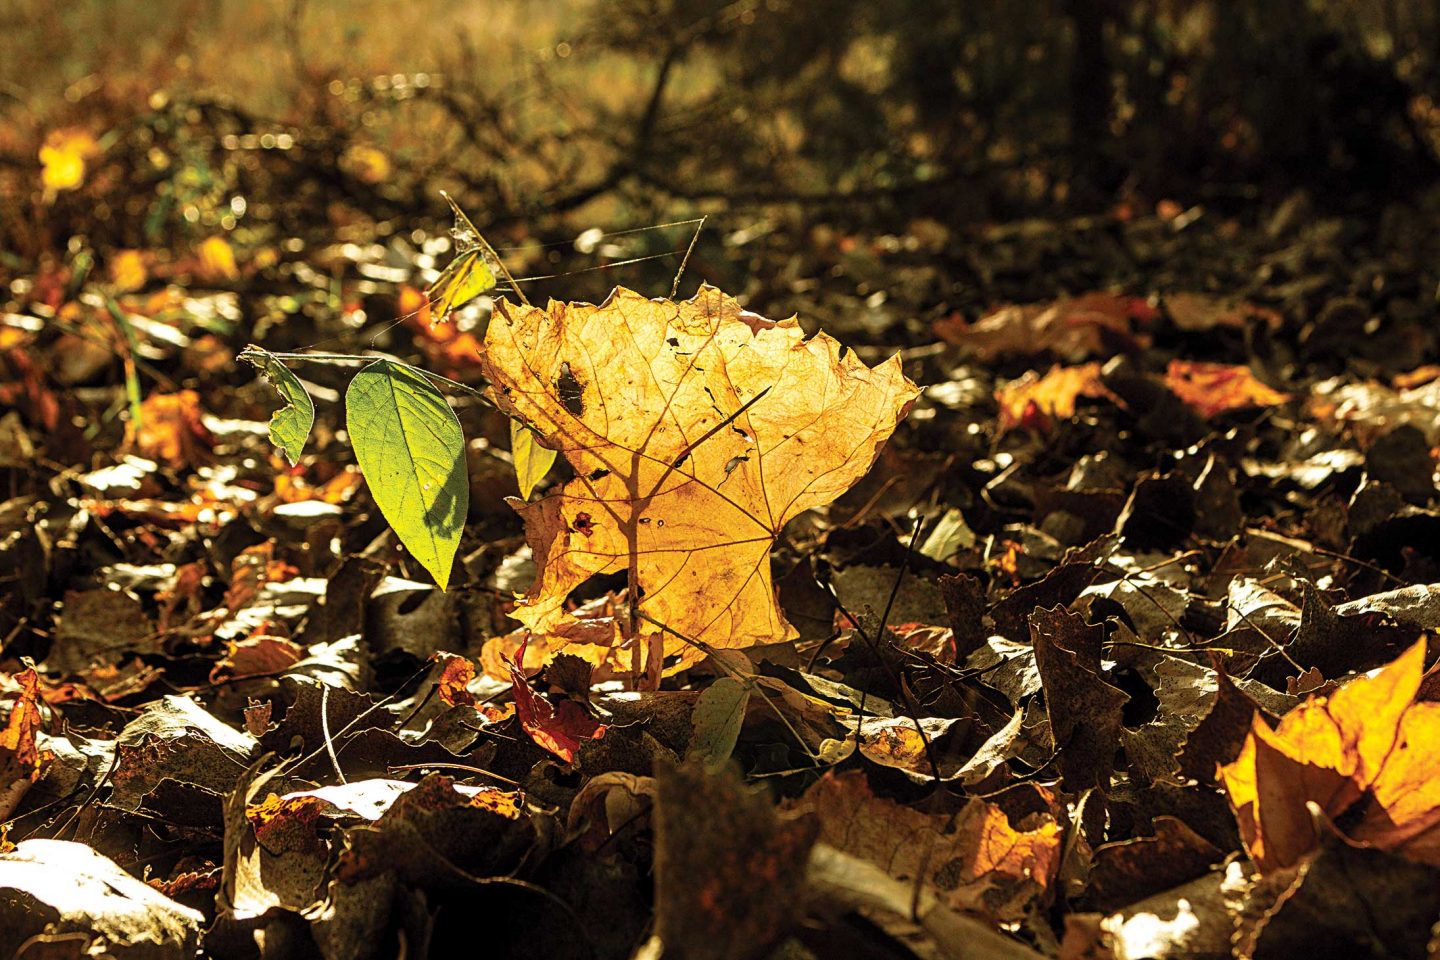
[510,417,557,500]
[686,676,750,768]
[346,360,468,588]
[238,345,314,465]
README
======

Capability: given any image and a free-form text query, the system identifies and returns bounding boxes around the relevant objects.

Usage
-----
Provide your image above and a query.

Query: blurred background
[4,0,1440,348]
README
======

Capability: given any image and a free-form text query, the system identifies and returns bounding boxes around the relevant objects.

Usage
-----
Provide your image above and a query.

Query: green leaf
[510,417,557,500]
[346,360,468,588]
[685,676,750,768]
[238,345,314,465]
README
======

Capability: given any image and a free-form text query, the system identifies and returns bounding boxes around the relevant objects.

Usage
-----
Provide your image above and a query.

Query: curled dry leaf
[1164,360,1289,419]
[480,286,918,673]
[1220,640,1440,871]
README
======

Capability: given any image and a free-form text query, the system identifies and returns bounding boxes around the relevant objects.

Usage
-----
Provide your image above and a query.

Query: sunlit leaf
[1220,640,1440,871]
[38,128,97,196]
[426,194,497,320]
[345,360,468,588]
[509,416,556,499]
[1165,360,1289,419]
[480,285,918,674]
[238,345,314,465]
[197,236,239,281]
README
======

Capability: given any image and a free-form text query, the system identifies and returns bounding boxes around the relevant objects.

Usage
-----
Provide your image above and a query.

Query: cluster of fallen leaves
[5,165,1440,960]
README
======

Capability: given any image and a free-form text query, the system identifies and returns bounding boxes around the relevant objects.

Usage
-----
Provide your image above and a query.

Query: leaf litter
[4,174,1440,960]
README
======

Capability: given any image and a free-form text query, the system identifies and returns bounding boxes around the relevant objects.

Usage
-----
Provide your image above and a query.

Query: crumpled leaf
[1165,360,1290,419]
[0,839,203,959]
[1220,640,1440,871]
[480,285,918,672]
[238,345,315,465]
[433,652,477,707]
[996,362,1114,433]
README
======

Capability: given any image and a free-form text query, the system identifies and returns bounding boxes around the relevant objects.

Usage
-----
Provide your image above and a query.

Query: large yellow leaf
[1219,640,1440,871]
[480,286,917,673]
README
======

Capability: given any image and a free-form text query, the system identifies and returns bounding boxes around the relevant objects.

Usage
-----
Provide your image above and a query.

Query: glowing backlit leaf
[509,417,556,500]
[1165,360,1289,419]
[507,641,605,762]
[198,236,239,281]
[426,194,498,321]
[995,361,1111,433]
[39,128,97,195]
[1220,640,1440,871]
[480,286,918,673]
[238,345,314,465]
[346,360,468,589]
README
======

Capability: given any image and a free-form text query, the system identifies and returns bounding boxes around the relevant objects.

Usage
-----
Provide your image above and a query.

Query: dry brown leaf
[790,770,1062,922]
[1220,640,1440,871]
[996,362,1113,433]
[479,286,917,673]
[935,292,1155,362]
[1164,360,1289,419]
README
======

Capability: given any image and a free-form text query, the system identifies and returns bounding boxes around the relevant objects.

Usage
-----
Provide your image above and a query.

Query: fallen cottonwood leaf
[480,285,918,674]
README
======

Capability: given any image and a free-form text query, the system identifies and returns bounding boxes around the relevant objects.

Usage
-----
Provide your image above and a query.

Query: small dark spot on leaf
[572,513,595,536]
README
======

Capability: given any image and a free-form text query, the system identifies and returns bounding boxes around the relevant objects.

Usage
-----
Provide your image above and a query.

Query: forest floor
[4,51,1440,960]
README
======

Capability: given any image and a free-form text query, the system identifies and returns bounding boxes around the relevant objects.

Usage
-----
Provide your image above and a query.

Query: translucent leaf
[481,285,918,674]
[345,360,468,588]
[509,417,556,500]
[238,345,314,465]
[426,193,498,320]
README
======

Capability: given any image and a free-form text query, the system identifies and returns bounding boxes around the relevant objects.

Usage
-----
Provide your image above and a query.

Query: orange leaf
[1164,360,1289,419]
[434,653,477,707]
[132,389,215,470]
[995,362,1111,433]
[109,250,148,292]
[480,286,918,675]
[1,668,54,819]
[1220,640,1440,871]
